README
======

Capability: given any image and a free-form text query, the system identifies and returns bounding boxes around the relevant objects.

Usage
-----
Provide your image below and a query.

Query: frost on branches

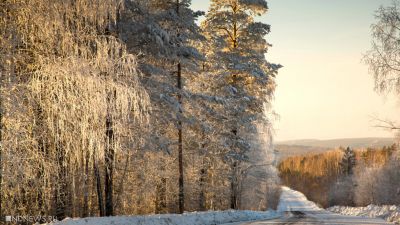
[201,0,281,210]
[0,0,281,219]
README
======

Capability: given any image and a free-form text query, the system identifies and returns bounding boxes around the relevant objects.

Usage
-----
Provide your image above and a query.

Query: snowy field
[44,210,281,225]
[328,205,400,224]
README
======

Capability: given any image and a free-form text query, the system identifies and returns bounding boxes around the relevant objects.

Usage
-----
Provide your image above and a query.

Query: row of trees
[358,0,400,207]
[329,146,400,207]
[0,0,281,220]
[278,146,397,207]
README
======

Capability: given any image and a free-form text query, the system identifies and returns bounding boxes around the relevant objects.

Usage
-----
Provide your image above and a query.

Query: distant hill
[276,137,396,149]
[274,144,330,160]
[275,137,396,160]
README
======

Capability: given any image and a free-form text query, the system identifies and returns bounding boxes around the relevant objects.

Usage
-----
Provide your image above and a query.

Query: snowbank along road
[225,186,393,225]
[47,187,392,225]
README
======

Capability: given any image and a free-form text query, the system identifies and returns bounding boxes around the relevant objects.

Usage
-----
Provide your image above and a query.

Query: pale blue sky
[191,0,399,141]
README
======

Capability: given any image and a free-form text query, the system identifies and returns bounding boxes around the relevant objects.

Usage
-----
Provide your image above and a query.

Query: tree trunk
[230,2,240,210]
[155,177,167,214]
[177,62,184,214]
[105,90,115,216]
[230,161,238,209]
[199,133,207,211]
[230,124,239,210]
[114,153,130,211]
[155,158,167,214]
[0,63,3,222]
[37,139,45,214]
[33,103,47,215]
[199,167,206,211]
[82,151,90,217]
[135,151,144,214]
[175,0,185,214]
[55,141,68,220]
[104,116,114,216]
[210,168,215,210]
[93,153,105,216]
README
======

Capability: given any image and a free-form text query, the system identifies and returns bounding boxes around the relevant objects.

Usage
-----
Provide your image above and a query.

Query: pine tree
[119,0,204,213]
[340,147,356,176]
[202,0,280,209]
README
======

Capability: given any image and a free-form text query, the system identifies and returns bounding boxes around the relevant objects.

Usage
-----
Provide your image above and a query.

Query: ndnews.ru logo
[5,215,57,223]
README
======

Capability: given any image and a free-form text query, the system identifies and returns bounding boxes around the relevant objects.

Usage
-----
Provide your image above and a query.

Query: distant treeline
[278,145,398,208]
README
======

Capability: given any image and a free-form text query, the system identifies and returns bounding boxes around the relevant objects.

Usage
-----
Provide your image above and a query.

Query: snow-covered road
[225,187,393,225]
[277,186,321,212]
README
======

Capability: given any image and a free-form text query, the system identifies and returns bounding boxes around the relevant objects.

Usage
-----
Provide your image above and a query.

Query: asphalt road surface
[225,210,392,224]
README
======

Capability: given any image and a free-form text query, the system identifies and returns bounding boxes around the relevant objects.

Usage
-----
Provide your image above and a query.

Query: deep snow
[44,210,281,225]
[328,205,400,224]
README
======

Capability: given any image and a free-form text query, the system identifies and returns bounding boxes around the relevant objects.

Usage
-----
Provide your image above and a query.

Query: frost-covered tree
[0,0,282,217]
[353,157,400,206]
[328,176,355,206]
[365,1,400,131]
[0,2,9,218]
[354,166,380,206]
[366,0,400,95]
[340,147,356,176]
[0,0,149,219]
[119,0,204,213]
[328,147,356,206]
[202,0,281,209]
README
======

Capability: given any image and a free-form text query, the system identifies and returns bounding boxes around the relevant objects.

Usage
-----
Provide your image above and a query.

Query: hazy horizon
[276,136,395,143]
[192,0,400,141]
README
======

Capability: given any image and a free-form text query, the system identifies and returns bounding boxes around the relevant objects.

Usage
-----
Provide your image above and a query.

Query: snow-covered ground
[227,187,392,225]
[44,187,394,225]
[277,186,321,212]
[328,205,400,224]
[45,210,281,225]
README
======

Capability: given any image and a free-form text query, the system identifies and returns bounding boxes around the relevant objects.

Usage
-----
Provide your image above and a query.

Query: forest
[0,0,282,221]
[4,0,400,224]
[279,145,399,208]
